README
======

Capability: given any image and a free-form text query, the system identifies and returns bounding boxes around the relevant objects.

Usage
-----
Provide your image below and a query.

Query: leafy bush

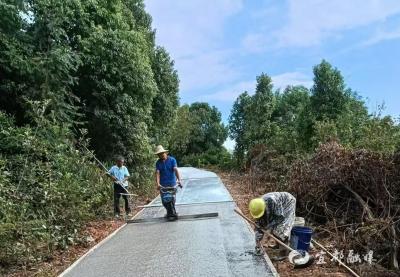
[180,147,233,170]
[0,108,110,268]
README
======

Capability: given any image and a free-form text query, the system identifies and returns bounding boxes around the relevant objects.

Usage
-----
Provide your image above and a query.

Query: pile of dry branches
[288,141,400,270]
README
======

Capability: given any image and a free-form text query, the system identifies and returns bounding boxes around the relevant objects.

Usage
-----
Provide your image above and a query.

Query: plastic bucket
[290,226,313,252]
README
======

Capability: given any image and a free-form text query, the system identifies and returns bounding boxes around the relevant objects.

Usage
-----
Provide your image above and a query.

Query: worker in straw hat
[249,192,296,256]
[154,145,182,220]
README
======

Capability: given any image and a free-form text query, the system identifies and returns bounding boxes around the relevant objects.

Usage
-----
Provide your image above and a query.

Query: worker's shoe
[167,214,178,221]
[165,211,178,220]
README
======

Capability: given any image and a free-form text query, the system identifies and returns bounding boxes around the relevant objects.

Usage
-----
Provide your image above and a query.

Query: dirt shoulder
[219,171,355,277]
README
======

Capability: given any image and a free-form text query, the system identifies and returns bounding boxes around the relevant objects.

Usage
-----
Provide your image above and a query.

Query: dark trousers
[161,189,177,217]
[114,183,130,215]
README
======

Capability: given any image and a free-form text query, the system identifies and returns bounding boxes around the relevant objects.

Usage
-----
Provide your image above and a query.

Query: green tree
[299,60,354,150]
[0,0,182,271]
[356,114,400,152]
[1,0,180,186]
[169,103,228,165]
[169,105,193,160]
[71,1,156,163]
[335,90,369,147]
[0,0,31,124]
[150,46,180,145]
[0,0,81,125]
[246,73,277,146]
[187,102,228,154]
[228,91,252,167]
[271,86,310,153]
[310,60,347,121]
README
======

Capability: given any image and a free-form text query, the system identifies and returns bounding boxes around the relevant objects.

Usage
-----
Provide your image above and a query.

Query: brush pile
[288,141,400,270]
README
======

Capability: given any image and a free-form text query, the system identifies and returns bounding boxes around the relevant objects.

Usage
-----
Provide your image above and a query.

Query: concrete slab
[61,167,278,277]
[151,168,232,206]
[127,212,219,223]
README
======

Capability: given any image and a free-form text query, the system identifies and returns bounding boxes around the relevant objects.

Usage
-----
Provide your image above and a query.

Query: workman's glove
[255,229,264,242]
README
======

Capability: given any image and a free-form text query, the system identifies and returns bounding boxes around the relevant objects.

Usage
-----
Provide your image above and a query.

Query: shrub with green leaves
[181,147,233,170]
[0,109,110,267]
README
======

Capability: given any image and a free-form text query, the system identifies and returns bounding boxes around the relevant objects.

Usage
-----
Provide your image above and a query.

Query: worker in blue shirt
[108,157,131,218]
[154,145,182,220]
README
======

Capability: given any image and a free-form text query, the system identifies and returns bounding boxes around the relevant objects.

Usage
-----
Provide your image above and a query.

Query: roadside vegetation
[0,0,178,273]
[223,60,400,275]
[1,0,399,276]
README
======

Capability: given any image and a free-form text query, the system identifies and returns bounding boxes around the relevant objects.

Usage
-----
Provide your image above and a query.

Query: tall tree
[0,0,180,185]
[0,0,81,125]
[169,103,228,162]
[310,60,347,121]
[272,86,310,153]
[247,73,276,146]
[228,91,251,167]
[169,105,193,159]
[150,46,180,145]
[335,90,369,146]
[187,102,228,154]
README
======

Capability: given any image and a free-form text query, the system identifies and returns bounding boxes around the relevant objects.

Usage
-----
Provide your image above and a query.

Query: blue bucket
[290,226,313,252]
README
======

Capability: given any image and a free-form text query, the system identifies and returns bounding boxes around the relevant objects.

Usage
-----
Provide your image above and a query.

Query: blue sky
[145,0,400,149]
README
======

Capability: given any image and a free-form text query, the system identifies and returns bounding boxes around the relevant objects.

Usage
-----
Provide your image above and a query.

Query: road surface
[61,167,278,277]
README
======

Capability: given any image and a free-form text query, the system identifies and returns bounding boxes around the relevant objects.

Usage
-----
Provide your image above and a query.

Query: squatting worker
[249,192,296,256]
[108,157,131,218]
[154,145,182,220]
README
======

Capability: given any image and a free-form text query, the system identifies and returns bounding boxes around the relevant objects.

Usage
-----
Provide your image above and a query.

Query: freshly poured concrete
[61,167,278,277]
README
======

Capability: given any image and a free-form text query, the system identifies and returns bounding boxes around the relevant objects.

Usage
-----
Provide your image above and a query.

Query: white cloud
[243,0,400,51]
[272,72,313,89]
[277,0,400,47]
[146,0,242,57]
[203,72,312,102]
[177,50,239,92]
[145,0,243,93]
[241,33,267,54]
[202,80,255,102]
[361,26,400,46]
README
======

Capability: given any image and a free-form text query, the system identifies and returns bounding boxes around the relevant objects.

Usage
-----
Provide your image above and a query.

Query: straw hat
[154,145,168,155]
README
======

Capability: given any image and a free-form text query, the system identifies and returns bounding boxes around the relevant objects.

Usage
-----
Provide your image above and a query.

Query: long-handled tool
[80,144,136,196]
[234,208,314,268]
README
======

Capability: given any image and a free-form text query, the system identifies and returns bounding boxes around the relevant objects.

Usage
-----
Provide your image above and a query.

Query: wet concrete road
[61,167,278,277]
